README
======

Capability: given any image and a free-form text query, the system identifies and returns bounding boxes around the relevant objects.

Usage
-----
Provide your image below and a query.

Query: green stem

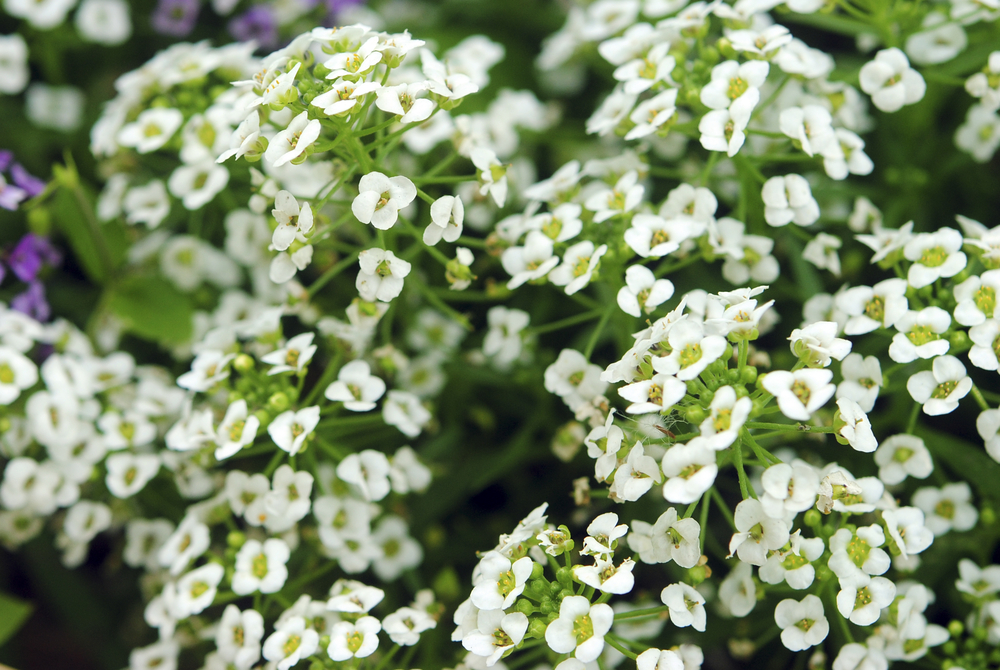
[529,308,604,335]
[971,385,990,411]
[583,302,616,360]
[308,250,360,297]
[733,436,755,499]
[710,487,737,530]
[603,634,638,660]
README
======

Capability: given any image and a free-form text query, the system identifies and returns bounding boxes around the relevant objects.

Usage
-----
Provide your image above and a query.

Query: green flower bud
[685,406,707,424]
[268,392,290,412]
[226,530,246,548]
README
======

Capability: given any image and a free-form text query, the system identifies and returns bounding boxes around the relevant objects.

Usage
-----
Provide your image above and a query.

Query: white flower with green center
[0,346,38,405]
[698,93,756,157]
[613,42,677,95]
[761,368,836,421]
[263,616,319,670]
[759,531,825,590]
[626,88,679,140]
[544,349,607,414]
[883,507,934,558]
[312,78,381,116]
[660,582,707,631]
[836,398,878,453]
[424,195,465,246]
[543,595,614,662]
[822,128,874,180]
[609,442,662,502]
[471,147,508,208]
[912,482,978,536]
[905,355,972,417]
[581,512,629,558]
[0,34,29,94]
[215,399,261,460]
[761,174,820,227]
[105,452,160,499]
[618,372,687,415]
[719,561,757,617]
[837,575,896,625]
[968,318,1000,372]
[775,594,829,651]
[232,538,290,595]
[653,320,726,380]
[837,278,909,335]
[888,307,952,363]
[173,562,224,618]
[324,360,386,412]
[574,557,635,594]
[356,248,412,303]
[827,526,890,586]
[788,320,852,368]
[624,213,700,258]
[859,48,926,113]
[267,406,320,455]
[483,306,530,370]
[215,605,264,670]
[700,385,752,450]
[583,170,644,223]
[617,265,675,317]
[548,240,608,296]
[778,105,835,157]
[903,228,967,288]
[352,171,417,231]
[728,498,790,566]
[647,507,702,568]
[470,553,533,610]
[265,111,322,168]
[117,108,184,154]
[661,438,718,504]
[636,647,685,670]
[965,50,1000,107]
[462,608,528,666]
[953,270,1000,326]
[760,460,820,518]
[699,58,766,115]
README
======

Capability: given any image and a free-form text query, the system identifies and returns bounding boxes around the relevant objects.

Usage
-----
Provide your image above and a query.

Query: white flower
[912,483,978,535]
[882,507,934,558]
[581,512,629,558]
[636,648,685,670]
[583,170,643,222]
[779,105,835,157]
[837,398,878,453]
[356,248,412,302]
[965,51,1000,109]
[728,498,790,566]
[215,400,261,460]
[0,35,29,94]
[265,465,313,532]
[174,563,225,618]
[719,561,757,617]
[544,349,606,413]
[661,439,718,504]
[177,350,234,392]
[325,360,385,411]
[609,442,662,502]
[759,531,825,590]
[761,368,836,421]
[265,111,321,168]
[216,605,264,670]
[626,89,679,140]
[623,213,699,259]
[336,449,391,501]
[105,453,160,498]
[263,616,319,670]
[969,318,1000,371]
[701,60,768,114]
[761,175,819,227]
[425,195,464,245]
[833,641,889,670]
[232,538,291,595]
[262,333,317,376]
[838,278,909,335]
[218,111,264,163]
[788,321,852,368]
[548,241,608,295]
[859,48,926,112]
[618,373,687,414]
[0,346,38,404]
[874,434,933,485]
[117,108,184,154]
[382,390,431,438]
[471,554,533,610]
[977,408,1000,462]
[312,78,380,116]
[575,557,636,594]
[614,43,677,94]
[647,508,701,568]
[698,93,755,156]
[122,181,170,228]
[617,265,674,317]
[906,19,967,65]
[837,575,896,626]
[888,307,952,363]
[382,605,435,646]
[471,147,508,208]
[906,355,971,416]
[267,406,321,455]
[903,228,967,288]
[827,526,890,585]
[699,385,752,450]
[376,83,435,124]
[483,307,530,369]
[352,172,417,230]
[953,270,1000,326]
[660,582,706,631]
[774,595,829,651]
[760,460,820,519]
[544,596,614,663]
[25,83,85,132]
[462,609,527,666]
[501,230,560,289]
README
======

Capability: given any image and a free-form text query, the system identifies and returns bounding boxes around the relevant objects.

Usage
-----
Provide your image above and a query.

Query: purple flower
[326,0,366,14]
[229,6,279,50]
[152,0,200,36]
[8,234,62,283]
[0,150,12,173]
[11,281,51,322]
[11,164,45,198]
[0,175,27,211]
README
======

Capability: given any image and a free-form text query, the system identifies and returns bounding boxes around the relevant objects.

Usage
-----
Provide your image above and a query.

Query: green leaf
[51,187,109,285]
[0,591,33,648]
[107,276,194,345]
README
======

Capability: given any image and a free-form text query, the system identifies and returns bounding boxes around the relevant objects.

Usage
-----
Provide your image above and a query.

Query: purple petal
[11,164,46,198]
[11,281,51,322]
